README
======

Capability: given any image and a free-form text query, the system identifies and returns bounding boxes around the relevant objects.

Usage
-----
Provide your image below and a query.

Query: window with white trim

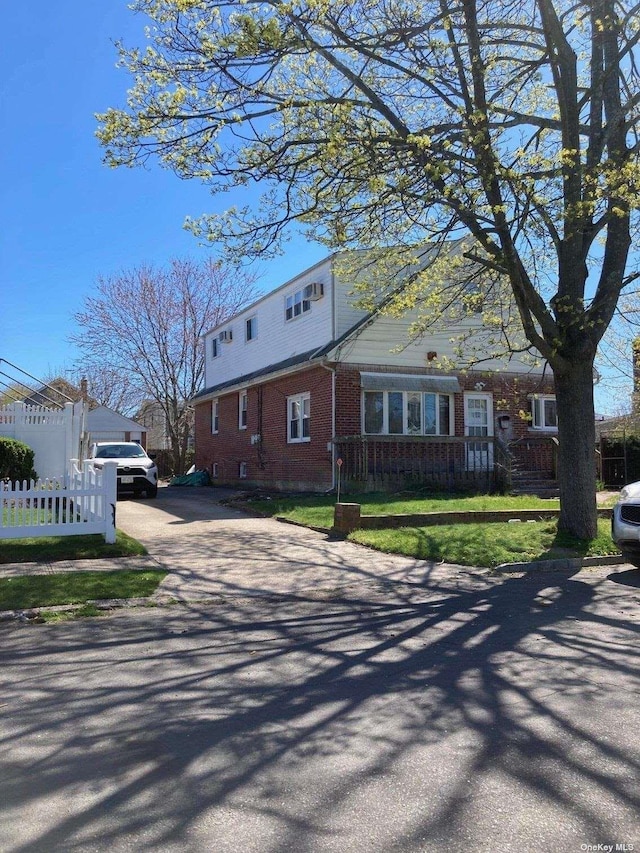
[245,316,257,342]
[211,337,219,359]
[285,288,311,321]
[239,390,248,430]
[288,393,310,442]
[531,395,557,430]
[211,399,219,434]
[363,390,453,435]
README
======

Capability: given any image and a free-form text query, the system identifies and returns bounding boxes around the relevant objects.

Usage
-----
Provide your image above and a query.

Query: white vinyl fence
[0,460,117,543]
[0,401,86,480]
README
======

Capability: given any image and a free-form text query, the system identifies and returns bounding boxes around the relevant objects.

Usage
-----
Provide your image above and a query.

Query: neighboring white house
[136,400,171,450]
[86,406,147,446]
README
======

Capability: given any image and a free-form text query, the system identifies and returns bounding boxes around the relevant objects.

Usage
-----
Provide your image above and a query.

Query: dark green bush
[0,437,37,482]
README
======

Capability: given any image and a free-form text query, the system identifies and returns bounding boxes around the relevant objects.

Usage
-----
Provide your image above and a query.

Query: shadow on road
[1,565,639,851]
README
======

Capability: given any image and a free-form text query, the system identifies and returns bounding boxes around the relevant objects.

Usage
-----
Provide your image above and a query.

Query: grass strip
[0,530,146,565]
[349,518,618,568]
[0,569,167,611]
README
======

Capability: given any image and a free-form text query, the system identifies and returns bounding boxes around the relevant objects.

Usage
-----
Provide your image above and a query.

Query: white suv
[89,442,158,498]
[611,481,640,566]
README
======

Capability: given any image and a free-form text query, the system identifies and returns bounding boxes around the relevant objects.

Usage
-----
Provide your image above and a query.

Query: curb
[495,554,627,573]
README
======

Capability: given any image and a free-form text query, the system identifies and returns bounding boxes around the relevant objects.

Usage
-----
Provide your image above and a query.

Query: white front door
[464,393,494,470]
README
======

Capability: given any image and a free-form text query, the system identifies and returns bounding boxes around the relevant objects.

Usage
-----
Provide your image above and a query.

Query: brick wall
[195,365,334,491]
[195,362,557,491]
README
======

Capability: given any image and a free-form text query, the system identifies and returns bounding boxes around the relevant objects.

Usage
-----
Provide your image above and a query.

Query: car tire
[621,552,640,569]
[146,484,158,498]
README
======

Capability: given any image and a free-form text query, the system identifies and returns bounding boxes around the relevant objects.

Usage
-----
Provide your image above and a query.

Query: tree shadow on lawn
[1,569,639,851]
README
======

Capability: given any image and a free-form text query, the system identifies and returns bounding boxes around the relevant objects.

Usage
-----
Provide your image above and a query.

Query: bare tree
[98,0,640,536]
[72,257,259,474]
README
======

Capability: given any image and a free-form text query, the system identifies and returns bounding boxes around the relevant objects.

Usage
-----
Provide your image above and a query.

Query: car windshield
[95,444,147,459]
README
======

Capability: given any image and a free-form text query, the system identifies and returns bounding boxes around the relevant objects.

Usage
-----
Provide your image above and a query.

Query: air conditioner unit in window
[219,329,233,343]
[304,282,324,301]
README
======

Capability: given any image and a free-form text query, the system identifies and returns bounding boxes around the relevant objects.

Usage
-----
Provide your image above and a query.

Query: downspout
[319,360,336,491]
[317,260,338,490]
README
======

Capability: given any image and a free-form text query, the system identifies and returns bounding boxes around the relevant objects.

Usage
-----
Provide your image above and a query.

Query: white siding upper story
[332,312,546,375]
[203,251,545,391]
[204,255,370,389]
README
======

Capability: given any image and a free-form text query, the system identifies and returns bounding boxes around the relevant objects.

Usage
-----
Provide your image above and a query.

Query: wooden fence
[0,460,117,543]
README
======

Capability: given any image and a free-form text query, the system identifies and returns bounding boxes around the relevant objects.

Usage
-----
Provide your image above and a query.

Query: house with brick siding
[192,252,557,492]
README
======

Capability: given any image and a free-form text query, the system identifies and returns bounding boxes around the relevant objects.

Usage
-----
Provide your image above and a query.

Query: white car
[89,442,158,498]
[611,481,640,566]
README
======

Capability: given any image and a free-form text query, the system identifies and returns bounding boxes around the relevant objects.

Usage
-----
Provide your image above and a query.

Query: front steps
[510,470,559,498]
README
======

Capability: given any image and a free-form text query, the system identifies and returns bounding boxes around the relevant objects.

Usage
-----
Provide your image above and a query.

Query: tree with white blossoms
[98,0,640,537]
[73,257,259,475]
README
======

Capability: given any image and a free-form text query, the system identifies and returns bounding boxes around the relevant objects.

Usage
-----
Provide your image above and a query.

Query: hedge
[0,437,37,482]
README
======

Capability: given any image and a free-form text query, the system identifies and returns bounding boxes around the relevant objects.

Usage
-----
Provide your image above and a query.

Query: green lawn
[0,530,147,564]
[249,492,563,529]
[0,569,167,612]
[246,492,619,567]
[2,506,52,526]
[350,518,618,568]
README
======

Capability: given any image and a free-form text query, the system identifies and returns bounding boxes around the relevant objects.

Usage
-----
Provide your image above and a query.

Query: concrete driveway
[114,485,466,602]
[1,487,640,852]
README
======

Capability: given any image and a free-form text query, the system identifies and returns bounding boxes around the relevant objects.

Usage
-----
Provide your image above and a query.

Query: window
[211,337,219,359]
[288,393,310,442]
[531,395,557,430]
[363,390,453,435]
[285,288,311,321]
[239,390,248,430]
[212,463,219,478]
[211,399,219,434]
[245,316,257,342]
[239,461,248,478]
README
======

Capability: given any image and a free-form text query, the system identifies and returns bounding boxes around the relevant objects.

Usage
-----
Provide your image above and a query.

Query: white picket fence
[0,460,117,543]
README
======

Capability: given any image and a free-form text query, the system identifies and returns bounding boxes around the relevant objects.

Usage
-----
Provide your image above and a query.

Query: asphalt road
[1,488,640,852]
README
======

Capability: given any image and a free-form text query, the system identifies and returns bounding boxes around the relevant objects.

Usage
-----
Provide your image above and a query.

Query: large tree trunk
[554,359,598,539]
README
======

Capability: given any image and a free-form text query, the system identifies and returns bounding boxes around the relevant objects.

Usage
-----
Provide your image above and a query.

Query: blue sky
[0,1,627,413]
[0,0,325,387]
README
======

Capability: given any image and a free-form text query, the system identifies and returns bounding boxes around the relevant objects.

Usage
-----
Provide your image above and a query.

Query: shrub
[0,437,37,482]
